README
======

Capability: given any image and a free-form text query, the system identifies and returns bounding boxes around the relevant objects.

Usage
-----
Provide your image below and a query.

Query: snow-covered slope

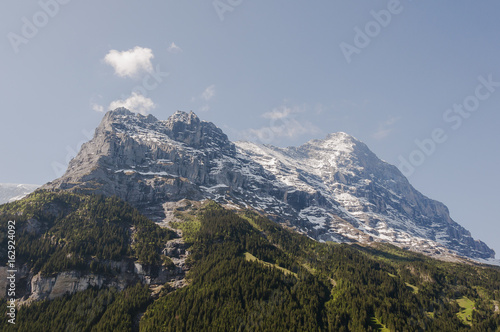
[0,183,40,204]
[235,135,494,259]
[42,109,495,261]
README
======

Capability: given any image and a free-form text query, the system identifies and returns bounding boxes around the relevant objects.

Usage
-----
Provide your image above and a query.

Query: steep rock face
[29,271,105,301]
[43,108,280,220]
[42,109,494,260]
[45,109,234,212]
[26,262,184,302]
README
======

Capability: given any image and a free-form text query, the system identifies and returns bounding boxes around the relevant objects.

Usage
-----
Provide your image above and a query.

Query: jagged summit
[43,108,237,207]
[167,110,200,124]
[108,107,133,116]
[318,131,358,145]
[295,132,371,166]
[42,109,495,261]
[106,107,158,122]
[102,108,199,127]
[300,132,372,156]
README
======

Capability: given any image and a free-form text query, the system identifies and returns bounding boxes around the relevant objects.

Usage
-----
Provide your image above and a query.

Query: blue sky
[1,1,499,255]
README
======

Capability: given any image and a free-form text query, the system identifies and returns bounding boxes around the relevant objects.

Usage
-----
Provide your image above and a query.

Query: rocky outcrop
[29,271,105,301]
[0,258,187,303]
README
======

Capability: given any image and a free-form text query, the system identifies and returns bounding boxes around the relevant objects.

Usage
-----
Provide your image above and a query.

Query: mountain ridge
[41,108,495,261]
[0,183,40,204]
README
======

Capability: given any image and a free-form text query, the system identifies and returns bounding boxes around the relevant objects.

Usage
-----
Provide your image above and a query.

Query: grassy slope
[244,252,297,277]
[456,297,475,326]
[369,316,390,332]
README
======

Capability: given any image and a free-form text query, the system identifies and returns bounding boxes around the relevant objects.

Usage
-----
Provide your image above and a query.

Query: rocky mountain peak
[107,107,133,116]
[106,107,158,123]
[95,108,157,135]
[93,108,232,152]
[162,110,225,149]
[291,132,377,177]
[42,109,495,261]
[305,132,367,154]
[43,108,238,208]
[325,131,357,143]
[166,110,200,126]
[236,134,495,260]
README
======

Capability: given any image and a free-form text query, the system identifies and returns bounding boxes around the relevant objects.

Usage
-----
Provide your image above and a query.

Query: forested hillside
[1,193,499,331]
[0,191,175,276]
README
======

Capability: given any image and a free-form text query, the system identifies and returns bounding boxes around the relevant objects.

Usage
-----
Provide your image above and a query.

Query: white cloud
[90,94,105,112]
[262,107,293,120]
[91,103,105,113]
[108,92,156,115]
[314,103,327,115]
[191,85,216,110]
[104,46,154,78]
[245,105,321,144]
[201,85,216,101]
[248,119,320,143]
[373,117,399,139]
[372,128,391,139]
[168,42,182,53]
